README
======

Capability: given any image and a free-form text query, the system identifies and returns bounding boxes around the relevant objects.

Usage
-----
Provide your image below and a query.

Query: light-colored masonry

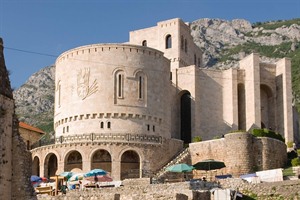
[31,18,293,180]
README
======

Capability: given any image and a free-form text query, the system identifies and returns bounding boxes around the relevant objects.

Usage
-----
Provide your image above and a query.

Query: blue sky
[1,0,299,88]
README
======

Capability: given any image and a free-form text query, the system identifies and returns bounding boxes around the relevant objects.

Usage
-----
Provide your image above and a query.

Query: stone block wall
[189,132,287,177]
[0,38,36,200]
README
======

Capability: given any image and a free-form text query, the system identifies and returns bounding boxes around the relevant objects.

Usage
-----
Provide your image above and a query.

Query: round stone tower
[54,44,171,139]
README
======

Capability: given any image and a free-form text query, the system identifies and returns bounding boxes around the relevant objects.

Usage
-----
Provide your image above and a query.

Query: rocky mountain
[13,18,300,133]
[13,65,55,133]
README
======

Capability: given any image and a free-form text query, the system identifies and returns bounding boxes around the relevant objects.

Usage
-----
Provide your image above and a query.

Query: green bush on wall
[192,136,202,143]
[251,128,285,142]
[291,157,300,167]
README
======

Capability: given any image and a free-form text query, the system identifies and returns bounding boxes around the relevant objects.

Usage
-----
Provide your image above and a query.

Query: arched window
[142,40,147,46]
[184,39,188,53]
[107,121,111,129]
[100,122,104,129]
[181,35,184,50]
[165,34,172,49]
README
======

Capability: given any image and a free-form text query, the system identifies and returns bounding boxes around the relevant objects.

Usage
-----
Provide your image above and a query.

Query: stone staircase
[154,147,191,180]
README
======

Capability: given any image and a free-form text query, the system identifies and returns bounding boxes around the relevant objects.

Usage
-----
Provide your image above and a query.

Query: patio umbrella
[166,163,194,173]
[30,175,42,182]
[193,159,226,171]
[84,174,113,182]
[59,171,74,180]
[69,173,85,182]
[84,169,107,177]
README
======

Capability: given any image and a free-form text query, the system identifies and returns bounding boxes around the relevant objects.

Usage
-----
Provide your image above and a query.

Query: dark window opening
[166,35,172,49]
[107,122,111,129]
[142,40,147,46]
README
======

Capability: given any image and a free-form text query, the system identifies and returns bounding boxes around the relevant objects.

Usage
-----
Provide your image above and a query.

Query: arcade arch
[120,150,140,180]
[44,153,58,178]
[64,150,82,172]
[32,156,40,176]
[91,149,112,173]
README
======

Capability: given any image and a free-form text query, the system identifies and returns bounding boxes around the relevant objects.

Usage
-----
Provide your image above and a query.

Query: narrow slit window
[138,76,143,99]
[107,121,111,129]
[66,126,69,132]
[100,122,104,129]
[194,54,197,65]
[117,74,123,98]
[153,125,155,132]
[147,124,150,131]
[63,127,65,133]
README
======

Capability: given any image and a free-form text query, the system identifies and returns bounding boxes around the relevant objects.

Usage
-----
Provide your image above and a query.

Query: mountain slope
[13,65,55,133]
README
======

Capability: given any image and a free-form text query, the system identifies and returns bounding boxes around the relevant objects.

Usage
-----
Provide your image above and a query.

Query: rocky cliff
[13,65,55,133]
[13,18,300,133]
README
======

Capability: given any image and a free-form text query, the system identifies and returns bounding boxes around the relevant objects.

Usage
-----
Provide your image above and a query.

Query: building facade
[19,122,45,150]
[31,18,293,180]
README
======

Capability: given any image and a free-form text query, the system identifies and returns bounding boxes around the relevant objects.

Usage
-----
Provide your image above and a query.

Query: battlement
[56,44,164,64]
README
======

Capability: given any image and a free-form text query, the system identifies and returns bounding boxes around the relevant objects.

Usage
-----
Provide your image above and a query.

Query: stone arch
[91,149,112,173]
[32,156,40,176]
[44,153,58,178]
[180,90,192,144]
[64,150,83,172]
[120,150,140,180]
[238,83,246,130]
[260,84,275,130]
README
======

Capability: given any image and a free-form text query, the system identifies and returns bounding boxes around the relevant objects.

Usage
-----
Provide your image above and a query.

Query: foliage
[291,157,300,167]
[287,150,298,160]
[228,130,246,133]
[282,167,295,176]
[192,136,202,142]
[297,149,300,156]
[253,18,300,29]
[251,128,285,142]
[287,141,294,148]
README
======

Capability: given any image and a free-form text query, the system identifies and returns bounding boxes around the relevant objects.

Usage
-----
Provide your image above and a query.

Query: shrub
[287,141,294,148]
[288,151,298,160]
[192,136,202,143]
[291,157,300,167]
[297,149,300,156]
[251,128,285,142]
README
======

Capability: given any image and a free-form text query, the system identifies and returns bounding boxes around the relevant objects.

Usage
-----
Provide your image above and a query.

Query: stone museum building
[31,18,294,180]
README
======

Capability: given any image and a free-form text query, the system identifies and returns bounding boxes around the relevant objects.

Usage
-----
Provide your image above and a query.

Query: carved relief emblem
[77,68,98,100]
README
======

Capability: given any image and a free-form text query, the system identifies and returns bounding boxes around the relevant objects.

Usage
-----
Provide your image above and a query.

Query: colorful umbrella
[69,173,85,181]
[84,169,107,177]
[166,163,194,173]
[84,175,113,182]
[60,171,74,180]
[30,175,42,182]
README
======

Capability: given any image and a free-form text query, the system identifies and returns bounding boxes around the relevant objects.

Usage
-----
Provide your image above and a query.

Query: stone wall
[189,132,287,177]
[0,38,36,199]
